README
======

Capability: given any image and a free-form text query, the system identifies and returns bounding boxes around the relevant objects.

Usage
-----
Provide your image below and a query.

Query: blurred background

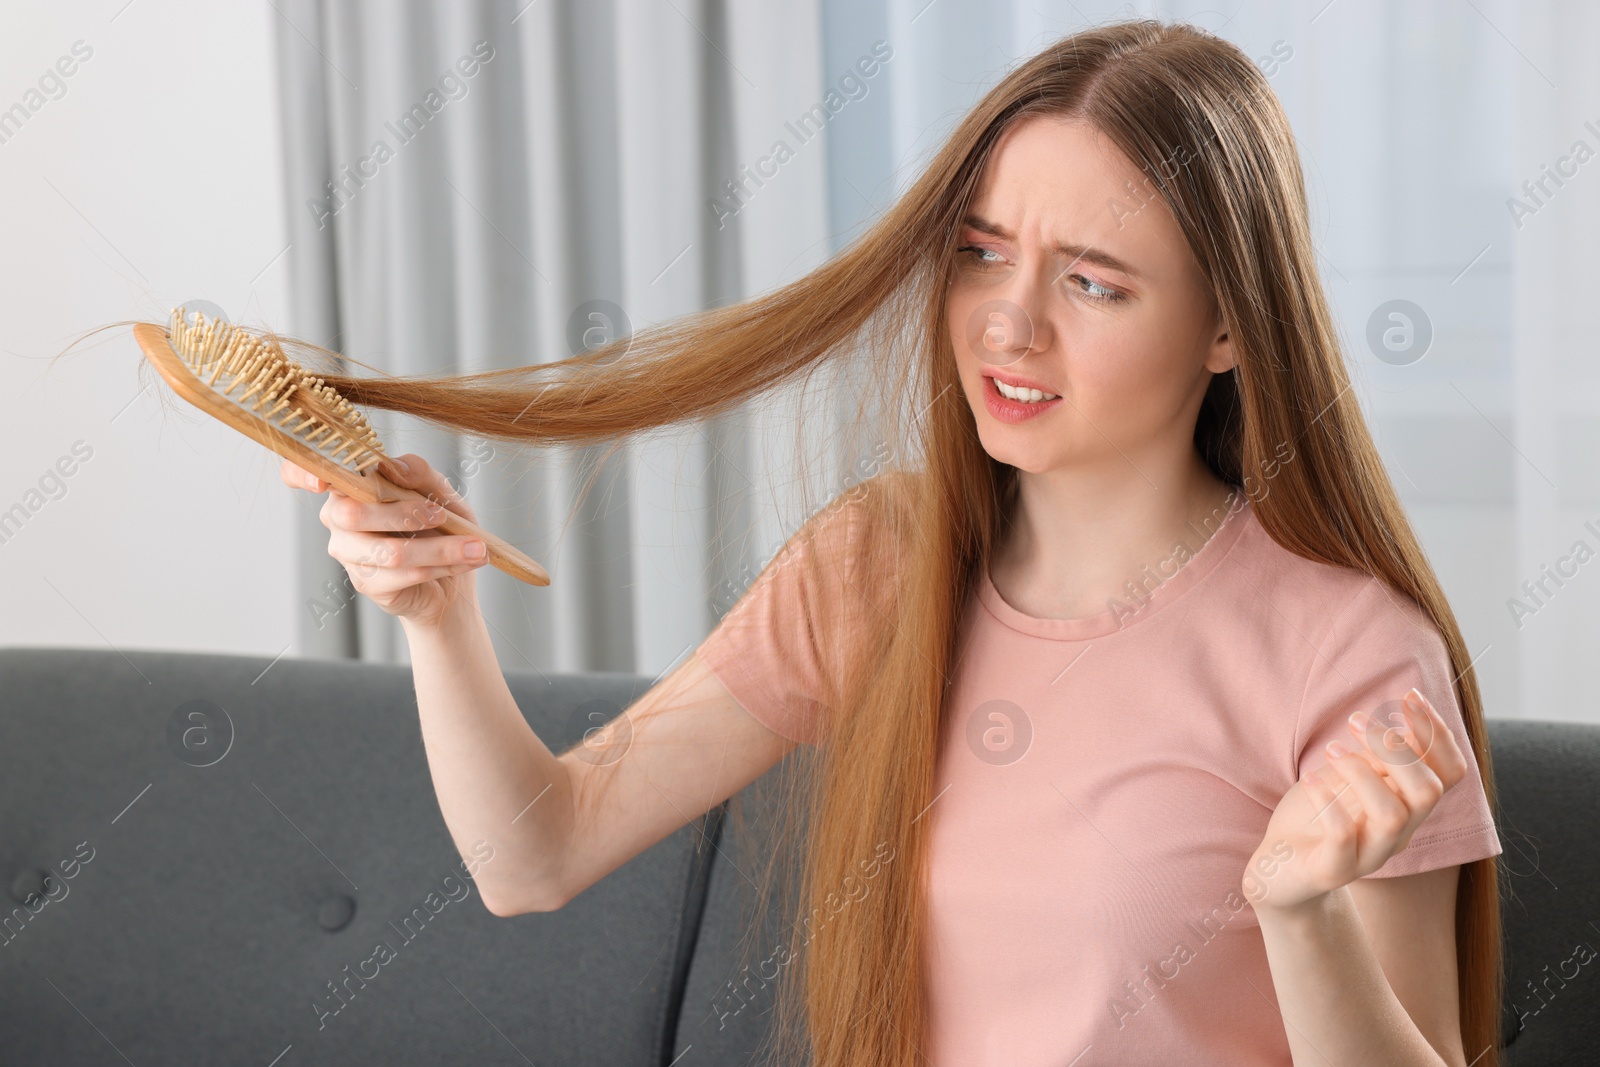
[1,0,1594,725]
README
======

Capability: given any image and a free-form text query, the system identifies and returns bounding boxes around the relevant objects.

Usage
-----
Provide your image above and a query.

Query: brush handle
[358,468,551,587]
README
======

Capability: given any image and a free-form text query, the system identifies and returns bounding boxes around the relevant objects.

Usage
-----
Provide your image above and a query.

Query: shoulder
[1214,508,1453,728]
[1230,506,1435,648]
[837,468,922,524]
[1247,528,1459,760]
[790,469,921,565]
[726,471,917,622]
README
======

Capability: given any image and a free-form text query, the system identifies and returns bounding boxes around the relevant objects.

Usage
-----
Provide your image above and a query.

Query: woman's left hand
[1241,687,1471,914]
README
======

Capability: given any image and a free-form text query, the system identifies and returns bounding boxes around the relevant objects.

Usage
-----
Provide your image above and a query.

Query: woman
[281,18,1502,1066]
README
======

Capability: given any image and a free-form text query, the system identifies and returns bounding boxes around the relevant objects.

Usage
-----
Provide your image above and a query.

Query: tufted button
[317,894,356,931]
[10,868,49,905]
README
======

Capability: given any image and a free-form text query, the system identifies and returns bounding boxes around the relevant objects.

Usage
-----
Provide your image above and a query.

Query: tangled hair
[293,18,1500,1065]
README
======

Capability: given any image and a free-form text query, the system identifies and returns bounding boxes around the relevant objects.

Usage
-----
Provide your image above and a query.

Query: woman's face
[946,115,1235,476]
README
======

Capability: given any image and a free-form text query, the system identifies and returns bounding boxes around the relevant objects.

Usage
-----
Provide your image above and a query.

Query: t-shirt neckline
[977,491,1253,642]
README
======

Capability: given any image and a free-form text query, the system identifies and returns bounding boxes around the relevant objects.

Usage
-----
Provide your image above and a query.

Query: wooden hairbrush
[132,307,550,586]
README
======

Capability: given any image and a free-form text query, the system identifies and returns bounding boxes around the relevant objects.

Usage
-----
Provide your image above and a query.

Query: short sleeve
[1294,577,1502,879]
[694,489,880,746]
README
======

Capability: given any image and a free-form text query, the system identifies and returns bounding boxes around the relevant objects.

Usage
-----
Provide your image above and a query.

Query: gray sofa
[0,647,1595,1065]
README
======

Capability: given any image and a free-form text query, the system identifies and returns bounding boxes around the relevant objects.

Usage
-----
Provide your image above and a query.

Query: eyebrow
[961,213,1143,280]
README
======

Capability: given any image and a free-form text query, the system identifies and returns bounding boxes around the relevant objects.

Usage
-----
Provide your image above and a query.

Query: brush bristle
[166,307,386,474]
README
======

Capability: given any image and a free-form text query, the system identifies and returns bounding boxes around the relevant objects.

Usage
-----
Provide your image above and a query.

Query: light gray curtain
[273,0,873,675]
[274,0,1598,724]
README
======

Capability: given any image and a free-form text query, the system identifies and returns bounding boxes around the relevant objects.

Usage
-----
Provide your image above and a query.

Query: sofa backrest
[1481,719,1600,1063]
[2,647,1596,1065]
[0,648,717,1067]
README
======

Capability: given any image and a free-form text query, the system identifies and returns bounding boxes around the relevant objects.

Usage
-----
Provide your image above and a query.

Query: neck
[989,449,1238,621]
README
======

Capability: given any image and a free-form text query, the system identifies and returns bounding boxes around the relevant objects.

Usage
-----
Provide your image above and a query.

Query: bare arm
[1255,869,1466,1067]
[283,452,795,918]
[402,598,794,916]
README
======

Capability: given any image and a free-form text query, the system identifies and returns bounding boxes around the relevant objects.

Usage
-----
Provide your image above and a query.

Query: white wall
[0,1,295,658]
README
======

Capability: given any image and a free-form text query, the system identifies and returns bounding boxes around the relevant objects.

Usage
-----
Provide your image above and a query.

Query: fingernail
[1347,710,1367,730]
[1325,740,1348,758]
[393,457,411,474]
[464,540,486,560]
[305,472,321,489]
[425,505,444,523]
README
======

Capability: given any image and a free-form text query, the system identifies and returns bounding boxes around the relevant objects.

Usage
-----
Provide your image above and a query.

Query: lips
[972,364,1062,419]
[981,367,1057,395]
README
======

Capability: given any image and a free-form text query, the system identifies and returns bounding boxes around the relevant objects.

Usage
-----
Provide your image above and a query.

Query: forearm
[400,593,573,914]
[1256,888,1452,1067]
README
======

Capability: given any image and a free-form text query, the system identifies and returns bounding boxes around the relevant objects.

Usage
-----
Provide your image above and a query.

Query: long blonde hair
[307,19,1502,1064]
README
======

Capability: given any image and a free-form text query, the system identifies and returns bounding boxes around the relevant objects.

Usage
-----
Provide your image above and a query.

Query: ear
[1205,334,1237,374]
[1203,308,1237,374]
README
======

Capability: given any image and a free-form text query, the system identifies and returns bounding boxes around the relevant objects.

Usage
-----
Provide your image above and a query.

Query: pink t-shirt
[696,482,1502,1066]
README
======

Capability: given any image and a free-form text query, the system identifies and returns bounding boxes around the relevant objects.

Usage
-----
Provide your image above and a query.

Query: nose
[973,270,1052,366]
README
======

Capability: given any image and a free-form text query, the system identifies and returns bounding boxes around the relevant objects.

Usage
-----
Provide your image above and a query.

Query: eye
[957,244,1002,265]
[1065,273,1125,304]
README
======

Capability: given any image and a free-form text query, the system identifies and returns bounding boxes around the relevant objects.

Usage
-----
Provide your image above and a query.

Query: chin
[973,425,1058,474]
[994,454,1059,475]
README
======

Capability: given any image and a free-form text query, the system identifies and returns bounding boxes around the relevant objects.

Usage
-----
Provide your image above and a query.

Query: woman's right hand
[279,453,490,628]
